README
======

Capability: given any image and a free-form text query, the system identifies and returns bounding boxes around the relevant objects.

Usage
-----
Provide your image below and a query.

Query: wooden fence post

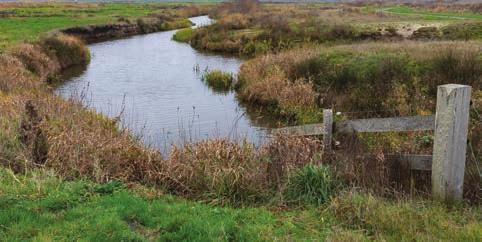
[323,109,333,153]
[432,84,471,202]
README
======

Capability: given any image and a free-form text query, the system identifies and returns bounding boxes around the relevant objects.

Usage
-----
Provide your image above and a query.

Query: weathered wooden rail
[272,84,472,203]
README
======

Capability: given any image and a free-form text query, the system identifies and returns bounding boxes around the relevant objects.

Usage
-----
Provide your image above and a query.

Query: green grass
[173,27,194,42]
[382,6,482,21]
[1,167,480,241]
[285,164,336,205]
[0,3,188,49]
[0,168,331,241]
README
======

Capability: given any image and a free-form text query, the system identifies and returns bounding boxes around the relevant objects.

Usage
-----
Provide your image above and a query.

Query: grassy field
[0,3,203,49]
[1,167,480,241]
[382,6,482,21]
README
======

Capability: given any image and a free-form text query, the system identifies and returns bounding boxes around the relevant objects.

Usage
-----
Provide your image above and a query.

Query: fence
[273,84,472,203]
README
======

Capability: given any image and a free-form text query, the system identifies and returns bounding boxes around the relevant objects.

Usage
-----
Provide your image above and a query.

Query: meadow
[0,1,481,241]
[0,3,208,49]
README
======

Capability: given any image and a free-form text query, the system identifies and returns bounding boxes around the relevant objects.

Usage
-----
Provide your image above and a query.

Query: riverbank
[179,2,481,203]
[0,4,229,185]
[1,3,481,240]
[0,3,210,50]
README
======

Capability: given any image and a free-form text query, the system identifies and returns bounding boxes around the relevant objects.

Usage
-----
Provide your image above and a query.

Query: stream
[56,16,272,153]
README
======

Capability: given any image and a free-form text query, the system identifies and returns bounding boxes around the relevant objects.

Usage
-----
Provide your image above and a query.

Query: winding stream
[57,16,271,153]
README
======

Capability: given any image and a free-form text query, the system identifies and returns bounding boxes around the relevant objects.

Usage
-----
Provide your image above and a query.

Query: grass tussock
[285,164,336,205]
[0,54,39,93]
[11,43,60,80]
[201,69,234,91]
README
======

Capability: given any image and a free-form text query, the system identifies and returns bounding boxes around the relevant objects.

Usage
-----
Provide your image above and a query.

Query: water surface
[57,16,270,153]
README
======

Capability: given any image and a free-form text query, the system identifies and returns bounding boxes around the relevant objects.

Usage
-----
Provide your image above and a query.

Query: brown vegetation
[185,2,482,57]
[237,41,481,202]
[1,2,480,207]
[0,30,329,206]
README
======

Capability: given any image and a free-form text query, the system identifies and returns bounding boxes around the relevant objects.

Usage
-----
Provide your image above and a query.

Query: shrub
[201,70,234,91]
[285,164,336,205]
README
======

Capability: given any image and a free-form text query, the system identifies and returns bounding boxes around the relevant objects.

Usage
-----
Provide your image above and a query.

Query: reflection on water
[56,16,273,153]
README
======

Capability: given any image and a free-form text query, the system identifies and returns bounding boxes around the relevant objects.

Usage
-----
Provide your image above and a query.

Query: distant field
[1,2,480,50]
[0,3,194,49]
[382,6,482,21]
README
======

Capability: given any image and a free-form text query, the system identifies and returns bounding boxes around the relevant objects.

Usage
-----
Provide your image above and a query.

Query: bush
[201,70,234,91]
[285,164,336,205]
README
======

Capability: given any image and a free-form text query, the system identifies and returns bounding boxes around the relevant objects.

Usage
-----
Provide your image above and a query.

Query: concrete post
[323,109,333,153]
[432,84,471,202]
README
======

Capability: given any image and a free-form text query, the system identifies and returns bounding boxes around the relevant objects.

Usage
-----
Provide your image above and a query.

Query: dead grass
[11,43,60,80]
[1,40,325,206]
[0,54,39,93]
